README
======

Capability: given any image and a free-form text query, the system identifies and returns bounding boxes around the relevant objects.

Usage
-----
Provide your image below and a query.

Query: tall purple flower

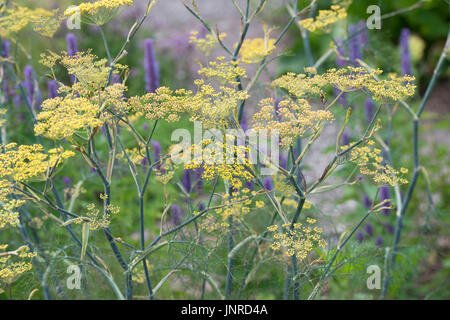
[356,230,364,243]
[263,177,273,191]
[182,169,191,193]
[151,140,164,172]
[47,80,59,98]
[400,28,411,76]
[358,20,368,46]
[380,186,391,215]
[365,98,375,123]
[170,204,183,225]
[341,131,350,146]
[364,223,374,237]
[348,24,362,62]
[143,39,160,93]
[362,194,372,209]
[66,33,78,57]
[375,236,383,247]
[23,65,34,106]
[66,33,78,83]
[62,176,72,187]
[1,40,11,58]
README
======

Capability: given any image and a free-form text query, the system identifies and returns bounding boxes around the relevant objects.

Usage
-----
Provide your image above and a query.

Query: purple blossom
[383,223,394,234]
[47,80,59,99]
[23,65,35,106]
[66,33,78,57]
[62,176,72,187]
[182,169,191,193]
[143,39,160,93]
[66,33,78,83]
[364,223,374,237]
[170,204,183,225]
[356,230,364,243]
[280,153,287,170]
[348,24,362,62]
[375,236,383,247]
[363,194,372,209]
[380,186,391,215]
[358,20,368,46]
[193,168,204,193]
[365,98,375,123]
[1,40,11,58]
[142,123,149,131]
[400,28,411,76]
[263,177,273,191]
[341,131,350,146]
[197,202,205,212]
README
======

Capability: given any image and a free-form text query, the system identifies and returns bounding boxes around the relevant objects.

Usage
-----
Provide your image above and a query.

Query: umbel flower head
[239,37,276,64]
[267,217,327,262]
[299,5,347,33]
[0,5,61,39]
[64,0,134,26]
[0,143,74,228]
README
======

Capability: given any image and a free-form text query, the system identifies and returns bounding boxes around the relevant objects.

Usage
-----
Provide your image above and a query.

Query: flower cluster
[342,140,409,186]
[189,31,227,56]
[198,189,261,232]
[36,52,128,140]
[64,0,134,17]
[272,67,415,103]
[184,138,253,190]
[299,5,347,33]
[130,57,248,128]
[239,38,276,64]
[252,98,333,147]
[0,6,60,38]
[267,217,327,262]
[0,245,36,291]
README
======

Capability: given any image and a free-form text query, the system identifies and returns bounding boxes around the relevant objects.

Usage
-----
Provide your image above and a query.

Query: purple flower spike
[1,40,11,58]
[380,186,391,215]
[356,230,364,243]
[365,98,375,123]
[66,33,78,57]
[348,24,362,62]
[341,131,350,146]
[363,194,372,209]
[383,223,394,234]
[375,236,383,247]
[263,177,273,191]
[182,169,191,193]
[23,65,34,105]
[142,123,149,131]
[47,80,59,99]
[62,176,71,187]
[364,223,374,237]
[143,39,160,93]
[400,28,411,76]
[151,140,161,160]
[170,204,183,225]
[197,202,205,212]
[358,20,368,46]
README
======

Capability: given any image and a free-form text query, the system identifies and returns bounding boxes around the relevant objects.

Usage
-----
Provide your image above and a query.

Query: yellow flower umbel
[130,57,248,128]
[185,137,253,190]
[268,217,327,262]
[0,143,74,228]
[0,245,37,291]
[252,98,334,147]
[64,0,134,26]
[342,140,409,186]
[36,51,129,140]
[0,5,61,38]
[239,38,276,64]
[189,31,227,56]
[299,5,347,33]
[272,67,415,103]
[200,188,259,232]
